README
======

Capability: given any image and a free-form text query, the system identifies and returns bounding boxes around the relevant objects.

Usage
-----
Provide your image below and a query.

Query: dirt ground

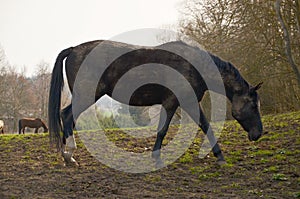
[0,112,299,198]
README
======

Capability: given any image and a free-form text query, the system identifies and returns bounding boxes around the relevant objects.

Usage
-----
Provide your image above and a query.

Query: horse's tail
[48,47,73,151]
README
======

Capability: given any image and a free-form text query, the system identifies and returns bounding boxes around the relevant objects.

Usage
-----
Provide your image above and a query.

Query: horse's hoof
[62,152,79,167]
[65,160,79,167]
[217,160,227,166]
[64,157,79,167]
[152,150,161,159]
[155,158,165,169]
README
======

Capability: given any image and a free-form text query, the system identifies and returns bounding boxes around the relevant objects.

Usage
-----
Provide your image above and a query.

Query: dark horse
[49,40,263,165]
[19,118,48,134]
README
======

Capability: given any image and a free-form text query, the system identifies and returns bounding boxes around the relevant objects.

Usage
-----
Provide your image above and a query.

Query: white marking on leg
[62,135,78,165]
[66,135,77,151]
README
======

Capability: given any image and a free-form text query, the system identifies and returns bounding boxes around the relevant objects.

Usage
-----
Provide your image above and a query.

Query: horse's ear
[254,82,263,90]
[251,82,263,92]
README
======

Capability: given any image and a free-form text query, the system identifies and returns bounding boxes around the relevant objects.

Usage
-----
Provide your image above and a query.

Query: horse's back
[20,118,42,128]
[63,40,207,105]
[65,40,139,92]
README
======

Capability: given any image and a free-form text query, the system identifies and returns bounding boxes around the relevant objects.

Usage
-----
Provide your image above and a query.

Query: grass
[0,111,299,198]
[273,173,288,181]
[179,152,193,163]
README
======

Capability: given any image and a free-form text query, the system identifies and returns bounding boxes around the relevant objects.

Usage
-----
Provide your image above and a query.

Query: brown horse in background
[19,118,48,134]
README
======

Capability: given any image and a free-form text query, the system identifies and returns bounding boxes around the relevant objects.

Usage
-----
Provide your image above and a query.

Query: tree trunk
[275,0,300,86]
[295,0,300,35]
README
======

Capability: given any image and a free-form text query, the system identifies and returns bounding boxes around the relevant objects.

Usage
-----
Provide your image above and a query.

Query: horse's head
[231,82,263,141]
[43,126,49,133]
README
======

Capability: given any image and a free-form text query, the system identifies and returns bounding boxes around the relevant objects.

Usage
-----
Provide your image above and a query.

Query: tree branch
[275,0,300,86]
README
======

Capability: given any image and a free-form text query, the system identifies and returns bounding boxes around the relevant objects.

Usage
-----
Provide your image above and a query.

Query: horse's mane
[160,40,250,92]
[208,53,249,89]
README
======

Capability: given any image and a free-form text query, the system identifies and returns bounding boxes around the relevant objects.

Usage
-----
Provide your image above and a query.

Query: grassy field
[0,111,299,198]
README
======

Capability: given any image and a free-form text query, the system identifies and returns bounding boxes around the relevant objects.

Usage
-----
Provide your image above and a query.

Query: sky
[0,0,183,76]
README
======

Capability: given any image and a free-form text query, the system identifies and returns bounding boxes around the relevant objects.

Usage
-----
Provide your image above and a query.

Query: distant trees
[0,46,51,132]
[1,0,300,131]
[0,67,36,132]
[32,61,51,120]
[179,0,300,114]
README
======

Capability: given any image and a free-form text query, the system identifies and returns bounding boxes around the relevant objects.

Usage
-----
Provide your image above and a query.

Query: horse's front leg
[199,108,226,165]
[184,105,226,165]
[61,104,78,166]
[152,102,178,167]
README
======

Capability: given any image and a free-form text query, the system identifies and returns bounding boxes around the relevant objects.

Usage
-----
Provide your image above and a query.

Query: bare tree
[179,0,300,114]
[275,0,300,86]
[1,67,34,132]
[33,61,51,121]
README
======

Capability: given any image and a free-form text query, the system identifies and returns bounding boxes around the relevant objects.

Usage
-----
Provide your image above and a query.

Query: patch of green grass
[223,140,234,145]
[260,158,269,163]
[272,154,287,161]
[189,166,210,174]
[226,150,244,164]
[179,152,193,163]
[258,131,283,142]
[220,163,234,168]
[229,150,242,156]
[274,121,289,128]
[263,166,279,173]
[0,134,22,142]
[246,145,259,151]
[272,173,288,181]
[251,149,274,157]
[198,171,221,180]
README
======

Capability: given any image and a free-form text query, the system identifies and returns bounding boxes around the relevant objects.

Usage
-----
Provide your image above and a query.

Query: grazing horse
[19,118,48,134]
[0,120,4,134]
[48,40,263,165]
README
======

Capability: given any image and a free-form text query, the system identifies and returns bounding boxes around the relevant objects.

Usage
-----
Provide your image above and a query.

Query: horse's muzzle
[248,132,262,141]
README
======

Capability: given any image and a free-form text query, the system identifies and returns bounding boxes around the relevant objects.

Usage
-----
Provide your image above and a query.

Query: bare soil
[0,112,299,198]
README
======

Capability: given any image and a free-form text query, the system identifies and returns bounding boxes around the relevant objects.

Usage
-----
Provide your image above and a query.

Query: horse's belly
[110,84,168,106]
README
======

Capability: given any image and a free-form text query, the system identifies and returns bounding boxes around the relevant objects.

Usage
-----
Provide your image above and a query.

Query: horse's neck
[40,122,47,129]
[212,57,249,102]
[222,73,249,102]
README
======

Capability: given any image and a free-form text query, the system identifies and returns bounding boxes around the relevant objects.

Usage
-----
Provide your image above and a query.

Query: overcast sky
[0,0,183,76]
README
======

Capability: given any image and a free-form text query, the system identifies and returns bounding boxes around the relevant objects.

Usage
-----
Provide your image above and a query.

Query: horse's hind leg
[61,104,78,165]
[152,100,178,167]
